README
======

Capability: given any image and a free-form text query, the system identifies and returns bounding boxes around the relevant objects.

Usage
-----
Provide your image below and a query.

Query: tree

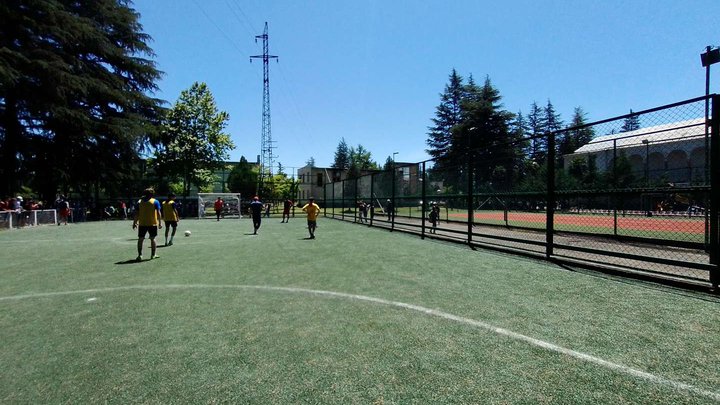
[332,138,350,170]
[0,0,164,200]
[452,76,515,190]
[620,109,641,132]
[305,157,316,167]
[526,101,547,163]
[425,69,465,164]
[156,82,234,197]
[558,107,595,165]
[544,100,564,133]
[227,156,258,197]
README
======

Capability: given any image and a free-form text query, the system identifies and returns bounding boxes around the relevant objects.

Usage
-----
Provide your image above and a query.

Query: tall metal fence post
[546,133,556,258]
[323,184,327,217]
[391,165,396,231]
[613,139,618,237]
[354,177,358,223]
[331,181,335,219]
[370,173,374,227]
[467,153,474,245]
[709,94,719,289]
[421,161,427,239]
[341,180,345,221]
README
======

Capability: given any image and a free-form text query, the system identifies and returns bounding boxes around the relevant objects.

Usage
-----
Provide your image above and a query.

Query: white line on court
[1,284,718,401]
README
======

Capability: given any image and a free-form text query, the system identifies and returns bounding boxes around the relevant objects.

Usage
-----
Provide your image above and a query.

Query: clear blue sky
[133,0,719,175]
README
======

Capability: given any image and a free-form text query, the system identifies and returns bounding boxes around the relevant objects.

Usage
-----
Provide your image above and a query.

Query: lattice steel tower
[250,22,278,194]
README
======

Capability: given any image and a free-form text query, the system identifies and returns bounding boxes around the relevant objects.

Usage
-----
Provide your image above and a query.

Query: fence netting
[323,96,719,288]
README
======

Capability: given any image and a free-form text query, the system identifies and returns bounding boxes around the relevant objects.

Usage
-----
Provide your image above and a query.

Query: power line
[191,0,248,55]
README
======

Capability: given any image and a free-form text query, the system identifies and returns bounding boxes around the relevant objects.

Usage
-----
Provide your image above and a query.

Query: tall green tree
[347,144,379,178]
[305,157,316,167]
[425,69,465,165]
[332,138,350,170]
[156,82,234,197]
[0,0,164,200]
[227,156,258,197]
[558,107,595,163]
[452,76,515,190]
[620,109,641,132]
[544,100,563,133]
[526,101,547,163]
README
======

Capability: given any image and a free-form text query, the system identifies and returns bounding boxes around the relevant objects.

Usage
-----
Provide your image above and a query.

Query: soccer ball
[184,230,191,237]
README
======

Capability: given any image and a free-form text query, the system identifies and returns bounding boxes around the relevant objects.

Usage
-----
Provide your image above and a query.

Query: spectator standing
[385,199,394,221]
[429,204,439,234]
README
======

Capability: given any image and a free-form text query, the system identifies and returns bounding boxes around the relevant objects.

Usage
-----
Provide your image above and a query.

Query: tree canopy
[0,0,164,201]
[154,82,234,197]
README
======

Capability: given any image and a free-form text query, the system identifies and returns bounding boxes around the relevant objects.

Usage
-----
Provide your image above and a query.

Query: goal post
[197,193,242,219]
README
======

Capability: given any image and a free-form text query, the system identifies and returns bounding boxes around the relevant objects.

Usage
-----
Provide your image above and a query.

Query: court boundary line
[1,284,718,401]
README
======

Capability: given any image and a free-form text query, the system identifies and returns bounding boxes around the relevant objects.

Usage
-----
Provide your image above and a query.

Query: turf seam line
[1,284,718,401]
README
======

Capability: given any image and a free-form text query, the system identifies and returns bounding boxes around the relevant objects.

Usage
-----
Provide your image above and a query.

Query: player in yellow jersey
[162,193,180,246]
[132,188,162,261]
[301,197,321,239]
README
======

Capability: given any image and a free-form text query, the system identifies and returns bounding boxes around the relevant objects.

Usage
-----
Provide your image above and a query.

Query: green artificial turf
[1,218,719,403]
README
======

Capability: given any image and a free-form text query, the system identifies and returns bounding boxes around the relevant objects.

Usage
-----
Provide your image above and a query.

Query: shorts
[138,225,158,239]
[165,221,178,229]
[307,219,317,227]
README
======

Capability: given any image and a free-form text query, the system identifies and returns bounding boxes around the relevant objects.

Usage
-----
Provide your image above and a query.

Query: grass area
[1,218,720,403]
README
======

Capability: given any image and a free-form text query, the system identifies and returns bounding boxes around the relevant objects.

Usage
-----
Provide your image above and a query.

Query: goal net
[197,193,242,219]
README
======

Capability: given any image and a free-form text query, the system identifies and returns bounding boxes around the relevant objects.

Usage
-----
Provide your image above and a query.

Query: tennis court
[1,219,719,403]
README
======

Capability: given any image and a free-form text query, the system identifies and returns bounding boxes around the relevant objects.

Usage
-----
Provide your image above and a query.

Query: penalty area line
[1,283,718,401]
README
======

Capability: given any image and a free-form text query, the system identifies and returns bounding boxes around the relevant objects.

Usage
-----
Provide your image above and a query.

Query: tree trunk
[1,92,22,197]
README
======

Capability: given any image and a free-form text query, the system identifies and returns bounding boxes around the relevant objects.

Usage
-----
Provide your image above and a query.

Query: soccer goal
[197,193,242,219]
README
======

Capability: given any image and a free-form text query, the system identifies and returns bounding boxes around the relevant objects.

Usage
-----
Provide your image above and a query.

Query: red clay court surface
[448,212,705,234]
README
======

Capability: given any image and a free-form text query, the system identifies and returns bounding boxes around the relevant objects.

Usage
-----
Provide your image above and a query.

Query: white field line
[1,284,718,401]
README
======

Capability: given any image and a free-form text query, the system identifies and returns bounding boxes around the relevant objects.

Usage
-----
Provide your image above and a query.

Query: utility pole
[250,22,278,195]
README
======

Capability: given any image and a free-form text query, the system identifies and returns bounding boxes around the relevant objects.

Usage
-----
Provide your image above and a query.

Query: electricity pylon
[250,22,278,195]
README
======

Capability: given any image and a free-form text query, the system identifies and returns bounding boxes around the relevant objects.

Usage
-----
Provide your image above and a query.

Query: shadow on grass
[115,259,143,265]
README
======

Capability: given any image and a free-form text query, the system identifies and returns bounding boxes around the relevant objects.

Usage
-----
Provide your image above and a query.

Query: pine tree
[620,109,641,132]
[452,76,515,189]
[558,107,595,156]
[544,100,564,133]
[332,138,350,170]
[0,0,163,200]
[526,101,547,163]
[425,69,465,164]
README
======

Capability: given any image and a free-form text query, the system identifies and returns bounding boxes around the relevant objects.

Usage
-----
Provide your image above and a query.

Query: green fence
[324,95,720,290]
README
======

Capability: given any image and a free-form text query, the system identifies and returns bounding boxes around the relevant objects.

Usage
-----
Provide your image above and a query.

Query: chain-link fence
[323,95,720,289]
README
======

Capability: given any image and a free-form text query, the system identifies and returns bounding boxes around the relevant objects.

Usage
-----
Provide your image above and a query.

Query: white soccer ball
[184,230,191,237]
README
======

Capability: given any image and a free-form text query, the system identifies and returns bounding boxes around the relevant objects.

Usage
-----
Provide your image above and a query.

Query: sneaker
[168,241,173,246]
[152,255,160,259]
[135,255,142,262]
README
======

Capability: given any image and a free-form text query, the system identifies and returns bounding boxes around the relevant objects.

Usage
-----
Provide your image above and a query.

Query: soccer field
[1,218,719,403]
